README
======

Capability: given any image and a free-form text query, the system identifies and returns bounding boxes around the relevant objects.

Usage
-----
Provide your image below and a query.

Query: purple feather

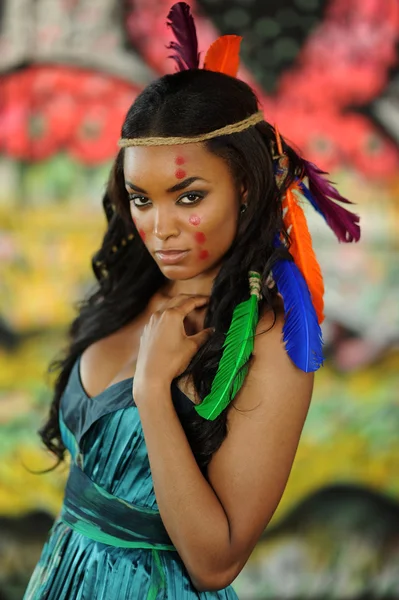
[302,159,361,243]
[166,2,200,71]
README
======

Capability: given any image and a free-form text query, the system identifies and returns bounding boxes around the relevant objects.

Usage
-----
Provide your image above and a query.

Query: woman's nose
[153,208,179,239]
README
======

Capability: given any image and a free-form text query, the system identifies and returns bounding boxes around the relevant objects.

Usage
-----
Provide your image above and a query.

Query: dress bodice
[59,354,195,508]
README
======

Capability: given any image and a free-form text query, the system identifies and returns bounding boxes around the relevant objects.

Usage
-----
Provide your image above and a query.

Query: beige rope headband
[118,111,264,148]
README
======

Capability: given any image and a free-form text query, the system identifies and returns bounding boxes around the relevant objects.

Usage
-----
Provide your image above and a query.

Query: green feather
[195,271,261,421]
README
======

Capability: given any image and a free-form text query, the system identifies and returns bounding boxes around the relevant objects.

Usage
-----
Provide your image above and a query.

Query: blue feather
[296,179,327,221]
[272,258,324,372]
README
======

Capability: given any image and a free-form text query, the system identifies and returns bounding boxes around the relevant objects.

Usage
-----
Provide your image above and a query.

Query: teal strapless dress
[23,355,239,599]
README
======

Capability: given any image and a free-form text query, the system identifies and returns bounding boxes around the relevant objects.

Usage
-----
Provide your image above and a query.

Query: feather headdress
[273,127,325,325]
[282,185,325,325]
[195,272,261,420]
[166,2,242,77]
[270,125,360,373]
[166,2,200,70]
[300,161,361,243]
[272,252,324,373]
[203,35,242,77]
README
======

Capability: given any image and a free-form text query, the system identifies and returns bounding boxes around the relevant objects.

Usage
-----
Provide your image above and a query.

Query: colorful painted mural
[0,0,398,598]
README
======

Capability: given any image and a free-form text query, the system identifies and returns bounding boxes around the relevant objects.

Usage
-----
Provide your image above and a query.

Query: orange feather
[203,35,242,76]
[282,185,325,324]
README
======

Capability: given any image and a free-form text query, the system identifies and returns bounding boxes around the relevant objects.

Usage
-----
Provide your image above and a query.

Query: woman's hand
[133,294,213,398]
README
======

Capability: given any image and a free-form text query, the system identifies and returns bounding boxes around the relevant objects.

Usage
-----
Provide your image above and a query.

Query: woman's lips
[155,250,190,264]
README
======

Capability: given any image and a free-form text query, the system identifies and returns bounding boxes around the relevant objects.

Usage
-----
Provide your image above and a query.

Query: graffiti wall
[0,0,398,598]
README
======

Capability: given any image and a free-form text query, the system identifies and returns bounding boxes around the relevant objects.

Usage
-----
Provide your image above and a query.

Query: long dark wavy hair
[39,69,303,475]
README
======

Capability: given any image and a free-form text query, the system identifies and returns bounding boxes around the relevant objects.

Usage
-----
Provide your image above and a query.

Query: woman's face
[123,143,245,280]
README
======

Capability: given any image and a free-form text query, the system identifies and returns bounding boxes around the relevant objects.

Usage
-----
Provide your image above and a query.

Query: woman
[23,4,360,599]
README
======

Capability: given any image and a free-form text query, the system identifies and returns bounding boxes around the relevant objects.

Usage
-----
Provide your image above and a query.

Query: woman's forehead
[123,143,230,183]
[124,142,210,166]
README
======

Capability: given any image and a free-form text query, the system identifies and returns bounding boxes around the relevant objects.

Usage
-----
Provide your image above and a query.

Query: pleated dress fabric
[23,355,239,600]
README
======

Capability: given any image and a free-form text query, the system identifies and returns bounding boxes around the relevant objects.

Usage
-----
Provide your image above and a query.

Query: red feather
[204,35,242,77]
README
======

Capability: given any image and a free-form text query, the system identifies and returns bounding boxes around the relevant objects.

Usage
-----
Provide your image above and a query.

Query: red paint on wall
[188,214,201,226]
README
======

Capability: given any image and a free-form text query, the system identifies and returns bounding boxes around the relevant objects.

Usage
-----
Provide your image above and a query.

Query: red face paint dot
[189,214,201,226]
[138,229,146,242]
[194,231,206,244]
[199,249,209,260]
[175,156,185,165]
[175,169,186,179]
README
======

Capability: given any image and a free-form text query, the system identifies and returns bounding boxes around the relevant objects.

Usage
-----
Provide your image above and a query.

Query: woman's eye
[129,196,150,207]
[178,192,203,205]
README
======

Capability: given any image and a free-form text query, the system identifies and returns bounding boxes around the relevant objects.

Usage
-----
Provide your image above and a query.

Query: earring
[240,204,247,214]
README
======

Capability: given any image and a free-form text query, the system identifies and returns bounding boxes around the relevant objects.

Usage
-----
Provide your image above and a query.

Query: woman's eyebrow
[125,176,209,194]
